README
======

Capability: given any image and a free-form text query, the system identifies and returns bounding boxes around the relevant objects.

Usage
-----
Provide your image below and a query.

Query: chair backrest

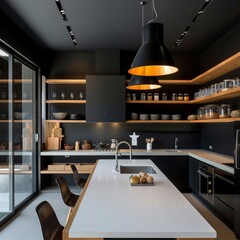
[35,201,64,240]
[55,176,78,207]
[71,164,81,186]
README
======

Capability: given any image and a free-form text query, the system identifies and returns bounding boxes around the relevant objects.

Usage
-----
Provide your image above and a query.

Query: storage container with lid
[219,104,231,119]
[197,107,205,120]
[204,104,219,119]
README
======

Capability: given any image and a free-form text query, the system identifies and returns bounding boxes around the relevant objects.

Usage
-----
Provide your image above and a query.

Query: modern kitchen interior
[0,0,240,239]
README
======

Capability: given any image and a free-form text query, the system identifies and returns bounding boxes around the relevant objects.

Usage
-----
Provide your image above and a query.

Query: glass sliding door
[13,58,36,207]
[0,47,12,221]
[0,44,38,224]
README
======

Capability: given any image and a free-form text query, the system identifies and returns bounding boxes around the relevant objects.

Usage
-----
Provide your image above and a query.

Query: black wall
[200,22,240,156]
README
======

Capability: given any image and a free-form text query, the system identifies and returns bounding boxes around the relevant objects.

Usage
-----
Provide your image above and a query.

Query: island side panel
[63,160,101,240]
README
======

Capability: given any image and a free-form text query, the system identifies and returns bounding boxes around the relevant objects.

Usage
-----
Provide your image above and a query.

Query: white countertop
[69,159,216,239]
[41,149,234,174]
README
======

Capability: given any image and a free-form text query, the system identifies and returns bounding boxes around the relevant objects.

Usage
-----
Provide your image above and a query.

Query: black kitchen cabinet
[161,156,190,192]
[86,75,126,122]
[189,157,199,194]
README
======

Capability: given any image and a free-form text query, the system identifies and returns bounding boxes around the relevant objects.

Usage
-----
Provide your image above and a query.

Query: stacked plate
[150,114,160,120]
[161,114,170,120]
[139,114,149,120]
[171,114,181,120]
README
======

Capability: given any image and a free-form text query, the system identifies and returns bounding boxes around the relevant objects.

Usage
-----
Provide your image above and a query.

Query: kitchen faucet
[115,141,132,172]
[175,137,178,149]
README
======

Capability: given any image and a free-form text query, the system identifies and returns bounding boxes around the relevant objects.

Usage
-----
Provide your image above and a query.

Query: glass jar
[162,93,167,100]
[147,93,153,101]
[219,104,231,119]
[204,104,219,119]
[197,107,205,120]
[154,93,159,101]
[132,93,137,100]
[184,93,189,101]
[172,93,177,101]
[141,93,146,100]
[178,93,183,101]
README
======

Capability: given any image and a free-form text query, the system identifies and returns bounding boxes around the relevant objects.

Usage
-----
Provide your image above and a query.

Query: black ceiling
[0,0,239,54]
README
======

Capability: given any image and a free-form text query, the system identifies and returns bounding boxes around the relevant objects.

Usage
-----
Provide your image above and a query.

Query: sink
[120,165,157,174]
[164,149,181,152]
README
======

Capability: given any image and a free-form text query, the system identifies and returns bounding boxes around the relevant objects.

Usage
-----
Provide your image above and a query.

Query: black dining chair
[70,164,87,189]
[36,200,64,240]
[55,176,79,222]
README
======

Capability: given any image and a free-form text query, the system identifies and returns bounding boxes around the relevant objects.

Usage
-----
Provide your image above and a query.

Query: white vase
[147,143,152,151]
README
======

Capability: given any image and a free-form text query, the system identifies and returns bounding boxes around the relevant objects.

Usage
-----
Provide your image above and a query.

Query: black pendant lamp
[127,1,161,90]
[128,1,178,76]
[127,75,161,90]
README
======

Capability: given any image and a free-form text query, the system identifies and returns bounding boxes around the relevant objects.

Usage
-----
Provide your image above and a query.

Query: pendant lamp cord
[148,0,158,23]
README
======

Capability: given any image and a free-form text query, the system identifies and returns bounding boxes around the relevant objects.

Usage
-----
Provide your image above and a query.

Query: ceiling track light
[192,0,213,22]
[66,26,78,47]
[174,0,213,47]
[174,26,191,47]
[55,0,68,21]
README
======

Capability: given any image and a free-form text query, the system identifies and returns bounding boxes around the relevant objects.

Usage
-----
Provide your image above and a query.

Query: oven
[198,162,214,204]
[214,167,234,226]
[214,168,234,208]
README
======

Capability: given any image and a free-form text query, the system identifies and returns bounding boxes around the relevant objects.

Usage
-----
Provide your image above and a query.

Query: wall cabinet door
[86,75,126,122]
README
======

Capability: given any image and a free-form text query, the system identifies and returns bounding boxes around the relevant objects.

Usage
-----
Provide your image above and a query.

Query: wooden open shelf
[0,100,32,103]
[0,79,32,84]
[126,118,240,123]
[46,100,86,104]
[191,87,240,104]
[45,79,86,84]
[45,120,86,123]
[154,51,240,85]
[0,120,32,123]
[127,87,240,105]
[127,100,191,104]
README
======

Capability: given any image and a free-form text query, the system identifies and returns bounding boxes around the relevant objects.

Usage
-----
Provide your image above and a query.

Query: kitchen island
[63,159,216,240]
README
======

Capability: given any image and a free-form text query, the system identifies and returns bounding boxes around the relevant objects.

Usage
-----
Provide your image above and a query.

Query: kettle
[110,139,118,149]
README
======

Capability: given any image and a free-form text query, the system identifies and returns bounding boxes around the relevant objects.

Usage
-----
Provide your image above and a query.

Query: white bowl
[14,112,28,120]
[53,112,68,120]
[171,114,181,120]
[150,114,160,120]
[161,114,170,120]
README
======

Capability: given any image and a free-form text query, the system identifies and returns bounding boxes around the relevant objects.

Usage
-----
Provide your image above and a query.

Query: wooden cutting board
[53,127,64,149]
[47,134,59,150]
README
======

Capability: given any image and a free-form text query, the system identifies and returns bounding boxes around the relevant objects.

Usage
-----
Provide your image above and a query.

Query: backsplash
[59,123,201,150]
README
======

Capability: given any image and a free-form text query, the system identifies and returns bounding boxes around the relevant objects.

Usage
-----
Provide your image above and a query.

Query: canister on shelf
[154,93,159,101]
[219,104,231,119]
[147,93,153,100]
[184,93,189,101]
[172,93,177,100]
[132,93,137,100]
[178,93,183,101]
[141,93,146,100]
[162,93,167,100]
